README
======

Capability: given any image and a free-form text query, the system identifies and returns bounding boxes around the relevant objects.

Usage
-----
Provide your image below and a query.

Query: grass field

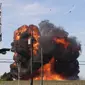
[0,80,85,85]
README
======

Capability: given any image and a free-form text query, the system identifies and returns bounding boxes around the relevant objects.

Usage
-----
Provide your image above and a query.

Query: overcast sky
[0,0,85,79]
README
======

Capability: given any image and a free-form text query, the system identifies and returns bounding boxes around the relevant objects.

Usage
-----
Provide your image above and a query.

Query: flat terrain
[0,80,85,85]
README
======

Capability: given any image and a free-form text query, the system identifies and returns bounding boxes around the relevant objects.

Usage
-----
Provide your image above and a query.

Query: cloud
[70,31,85,36]
[0,0,13,7]
[1,0,63,18]
[2,3,12,7]
[18,2,58,16]
[1,1,61,26]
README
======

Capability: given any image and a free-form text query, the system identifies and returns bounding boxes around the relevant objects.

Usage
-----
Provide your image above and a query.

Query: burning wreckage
[1,20,81,80]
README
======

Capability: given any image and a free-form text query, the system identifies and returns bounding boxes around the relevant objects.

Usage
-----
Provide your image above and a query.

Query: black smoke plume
[39,20,81,79]
[3,20,81,80]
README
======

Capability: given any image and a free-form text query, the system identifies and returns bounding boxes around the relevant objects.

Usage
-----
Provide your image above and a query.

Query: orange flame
[54,38,70,48]
[34,57,65,80]
[14,25,28,40]
[14,25,40,56]
[12,62,17,67]
[28,25,40,55]
[14,25,66,80]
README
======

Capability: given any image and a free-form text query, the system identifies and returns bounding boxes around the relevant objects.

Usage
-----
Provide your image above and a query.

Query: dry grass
[0,80,85,85]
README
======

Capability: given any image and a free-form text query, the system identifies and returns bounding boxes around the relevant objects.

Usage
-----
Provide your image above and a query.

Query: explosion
[34,57,65,80]
[10,20,81,80]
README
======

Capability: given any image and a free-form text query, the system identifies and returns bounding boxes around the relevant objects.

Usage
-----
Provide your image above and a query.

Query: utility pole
[30,36,33,85]
[28,29,33,85]
[0,3,2,41]
[17,62,21,85]
[31,28,34,85]
[28,28,44,85]
[40,47,43,85]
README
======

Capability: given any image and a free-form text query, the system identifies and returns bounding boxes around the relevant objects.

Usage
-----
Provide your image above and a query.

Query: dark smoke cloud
[39,20,68,37]
[38,20,81,79]
[3,20,81,80]
[39,20,68,55]
[39,20,81,61]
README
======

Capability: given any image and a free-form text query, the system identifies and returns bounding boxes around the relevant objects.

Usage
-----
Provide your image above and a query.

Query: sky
[0,0,85,79]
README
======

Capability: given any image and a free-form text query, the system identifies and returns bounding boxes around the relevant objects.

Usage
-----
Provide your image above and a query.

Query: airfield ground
[0,80,85,85]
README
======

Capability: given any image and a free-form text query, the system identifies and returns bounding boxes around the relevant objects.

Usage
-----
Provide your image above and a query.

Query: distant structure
[0,3,10,54]
[0,3,2,41]
[0,48,10,54]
